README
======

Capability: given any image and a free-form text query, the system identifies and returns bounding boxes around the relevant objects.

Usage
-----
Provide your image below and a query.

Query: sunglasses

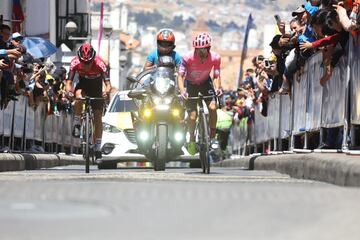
[158,42,173,48]
[13,38,23,42]
[196,48,209,53]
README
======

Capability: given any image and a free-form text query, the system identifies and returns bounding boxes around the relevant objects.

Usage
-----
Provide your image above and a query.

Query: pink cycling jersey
[178,50,221,85]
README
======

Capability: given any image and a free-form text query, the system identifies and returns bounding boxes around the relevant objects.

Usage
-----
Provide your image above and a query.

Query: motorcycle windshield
[151,67,175,95]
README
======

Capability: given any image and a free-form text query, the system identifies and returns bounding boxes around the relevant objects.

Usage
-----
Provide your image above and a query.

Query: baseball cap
[11,32,23,40]
[292,5,305,17]
[304,2,319,17]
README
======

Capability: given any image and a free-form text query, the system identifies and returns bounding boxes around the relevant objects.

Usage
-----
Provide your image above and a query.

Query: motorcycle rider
[144,29,181,70]
[177,32,223,155]
[66,42,112,160]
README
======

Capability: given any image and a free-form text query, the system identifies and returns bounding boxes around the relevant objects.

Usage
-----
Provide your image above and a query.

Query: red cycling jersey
[68,56,108,80]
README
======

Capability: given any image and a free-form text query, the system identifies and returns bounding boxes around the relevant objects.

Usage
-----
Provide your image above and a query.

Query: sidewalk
[214,153,360,187]
[0,153,84,172]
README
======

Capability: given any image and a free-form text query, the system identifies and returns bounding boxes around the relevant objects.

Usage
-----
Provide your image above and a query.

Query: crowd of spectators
[225,0,359,125]
[220,0,359,150]
[0,23,70,116]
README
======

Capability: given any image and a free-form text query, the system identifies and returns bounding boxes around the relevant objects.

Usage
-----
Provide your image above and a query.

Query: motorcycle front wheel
[154,124,167,171]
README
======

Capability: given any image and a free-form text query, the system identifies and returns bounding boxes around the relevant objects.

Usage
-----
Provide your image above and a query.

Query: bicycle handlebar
[74,97,105,101]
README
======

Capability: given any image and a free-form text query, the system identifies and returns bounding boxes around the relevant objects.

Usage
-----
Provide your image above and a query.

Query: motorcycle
[127,56,185,171]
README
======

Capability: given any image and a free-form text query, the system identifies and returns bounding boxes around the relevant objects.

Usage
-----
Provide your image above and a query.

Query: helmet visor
[158,41,174,49]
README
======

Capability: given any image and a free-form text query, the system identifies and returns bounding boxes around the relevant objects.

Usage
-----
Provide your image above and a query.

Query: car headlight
[102,143,115,155]
[103,123,122,133]
[154,77,171,95]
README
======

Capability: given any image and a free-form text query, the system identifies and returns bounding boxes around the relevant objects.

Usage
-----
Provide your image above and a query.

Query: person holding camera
[0,31,26,108]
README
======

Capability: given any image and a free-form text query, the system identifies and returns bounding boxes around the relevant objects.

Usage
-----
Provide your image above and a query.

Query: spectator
[292,5,308,25]
[300,8,349,86]
[242,68,256,89]
[333,1,360,32]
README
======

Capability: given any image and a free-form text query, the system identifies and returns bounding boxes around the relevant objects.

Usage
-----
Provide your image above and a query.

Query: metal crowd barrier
[0,95,79,153]
[233,32,360,154]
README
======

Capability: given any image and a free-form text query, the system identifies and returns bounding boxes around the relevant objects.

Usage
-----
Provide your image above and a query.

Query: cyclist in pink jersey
[178,32,223,155]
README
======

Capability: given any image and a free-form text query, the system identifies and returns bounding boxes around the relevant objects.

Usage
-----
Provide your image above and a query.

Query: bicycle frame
[75,96,104,173]
[187,93,216,174]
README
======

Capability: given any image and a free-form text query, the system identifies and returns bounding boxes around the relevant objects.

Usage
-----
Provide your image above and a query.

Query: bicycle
[187,93,217,174]
[75,96,104,173]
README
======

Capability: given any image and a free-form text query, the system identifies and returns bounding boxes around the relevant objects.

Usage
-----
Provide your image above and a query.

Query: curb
[215,153,360,187]
[0,154,25,172]
[0,153,84,172]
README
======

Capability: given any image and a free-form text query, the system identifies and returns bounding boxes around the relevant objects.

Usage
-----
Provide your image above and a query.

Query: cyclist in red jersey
[66,43,112,159]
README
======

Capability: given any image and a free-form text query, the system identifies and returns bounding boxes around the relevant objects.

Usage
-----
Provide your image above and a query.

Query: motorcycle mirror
[128,89,147,99]
[127,75,139,83]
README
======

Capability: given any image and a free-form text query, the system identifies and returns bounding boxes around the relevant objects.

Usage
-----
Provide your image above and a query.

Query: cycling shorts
[75,76,103,110]
[185,77,216,112]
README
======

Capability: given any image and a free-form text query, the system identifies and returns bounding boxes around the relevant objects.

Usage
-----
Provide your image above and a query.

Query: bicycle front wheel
[85,112,90,173]
[199,112,210,174]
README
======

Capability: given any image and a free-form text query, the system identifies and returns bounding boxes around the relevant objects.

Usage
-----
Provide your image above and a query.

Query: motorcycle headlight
[103,123,122,133]
[164,97,172,104]
[153,96,172,105]
[153,97,161,105]
[172,108,180,117]
[154,77,171,95]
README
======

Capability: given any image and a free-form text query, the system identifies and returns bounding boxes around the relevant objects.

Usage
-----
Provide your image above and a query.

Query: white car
[101,90,138,157]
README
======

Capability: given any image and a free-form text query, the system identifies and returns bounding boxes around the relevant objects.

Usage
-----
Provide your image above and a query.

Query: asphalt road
[0,166,360,240]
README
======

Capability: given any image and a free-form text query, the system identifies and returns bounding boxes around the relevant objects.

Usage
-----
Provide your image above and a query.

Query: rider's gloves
[180,90,188,100]
[215,88,223,97]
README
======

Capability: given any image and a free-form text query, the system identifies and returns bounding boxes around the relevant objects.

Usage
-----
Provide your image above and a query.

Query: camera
[264,59,271,69]
[256,55,264,62]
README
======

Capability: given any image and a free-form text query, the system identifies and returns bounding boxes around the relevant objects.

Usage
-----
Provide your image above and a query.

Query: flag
[12,0,24,33]
[238,14,254,87]
[97,1,104,53]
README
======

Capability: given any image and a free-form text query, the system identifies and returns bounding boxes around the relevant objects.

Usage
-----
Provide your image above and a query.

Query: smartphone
[264,59,270,68]
[274,14,281,26]
[256,55,264,62]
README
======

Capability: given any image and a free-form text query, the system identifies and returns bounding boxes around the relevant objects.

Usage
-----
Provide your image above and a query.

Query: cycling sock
[73,116,80,126]
[95,138,102,151]
[210,128,216,138]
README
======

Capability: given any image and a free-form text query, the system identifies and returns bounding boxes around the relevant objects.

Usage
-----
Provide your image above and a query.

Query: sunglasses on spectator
[13,38,23,42]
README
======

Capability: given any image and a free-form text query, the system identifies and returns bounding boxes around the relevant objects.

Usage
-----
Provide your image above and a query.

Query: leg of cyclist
[208,100,220,148]
[208,100,217,138]
[201,79,219,148]
[72,89,83,137]
[88,77,105,159]
[185,84,199,155]
[187,110,198,155]
[93,108,103,159]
